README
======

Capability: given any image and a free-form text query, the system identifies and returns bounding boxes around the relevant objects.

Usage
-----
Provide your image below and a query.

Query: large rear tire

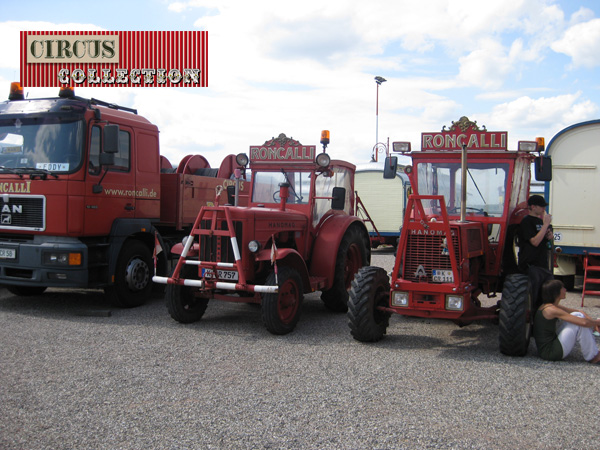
[499,273,532,356]
[348,266,391,342]
[321,226,369,313]
[105,240,153,308]
[166,266,208,324]
[262,266,303,335]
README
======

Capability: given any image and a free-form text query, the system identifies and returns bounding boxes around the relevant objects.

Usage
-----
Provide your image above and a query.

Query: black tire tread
[348,266,391,342]
[499,273,531,356]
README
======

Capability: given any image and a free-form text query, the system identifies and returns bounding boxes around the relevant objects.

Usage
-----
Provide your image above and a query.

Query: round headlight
[248,240,260,253]
[404,165,413,174]
[236,153,249,167]
[316,152,330,168]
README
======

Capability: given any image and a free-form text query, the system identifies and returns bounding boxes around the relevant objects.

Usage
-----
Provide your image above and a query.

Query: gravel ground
[2,247,600,450]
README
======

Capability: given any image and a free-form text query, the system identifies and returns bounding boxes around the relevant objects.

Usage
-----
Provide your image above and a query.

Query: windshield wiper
[14,167,59,179]
[0,166,23,178]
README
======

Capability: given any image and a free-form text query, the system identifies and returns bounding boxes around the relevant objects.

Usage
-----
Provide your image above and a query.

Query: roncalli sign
[250,134,316,163]
[421,116,507,151]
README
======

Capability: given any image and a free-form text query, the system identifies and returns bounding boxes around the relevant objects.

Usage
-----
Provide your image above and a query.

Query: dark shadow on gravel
[0,287,165,322]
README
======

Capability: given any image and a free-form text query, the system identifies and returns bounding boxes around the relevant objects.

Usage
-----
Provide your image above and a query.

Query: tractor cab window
[313,167,353,226]
[0,117,84,173]
[252,170,311,204]
[417,162,509,218]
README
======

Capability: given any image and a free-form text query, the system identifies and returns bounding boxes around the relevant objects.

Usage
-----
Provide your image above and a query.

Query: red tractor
[154,132,371,334]
[348,117,552,355]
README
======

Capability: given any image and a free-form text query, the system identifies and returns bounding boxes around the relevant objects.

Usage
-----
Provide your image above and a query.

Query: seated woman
[534,279,600,363]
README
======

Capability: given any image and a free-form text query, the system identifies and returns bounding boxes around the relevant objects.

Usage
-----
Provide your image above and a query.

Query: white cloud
[0,1,598,167]
[551,18,600,68]
[479,92,599,145]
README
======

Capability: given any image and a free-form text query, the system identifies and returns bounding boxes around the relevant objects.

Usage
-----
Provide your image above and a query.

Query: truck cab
[0,82,246,306]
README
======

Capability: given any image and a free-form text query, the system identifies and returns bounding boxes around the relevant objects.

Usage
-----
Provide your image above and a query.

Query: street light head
[374,76,387,85]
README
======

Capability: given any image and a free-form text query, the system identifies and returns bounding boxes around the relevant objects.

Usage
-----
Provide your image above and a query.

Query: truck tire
[105,240,152,308]
[166,266,209,324]
[262,266,303,335]
[321,226,369,313]
[348,266,391,342]
[6,286,47,296]
[499,273,532,356]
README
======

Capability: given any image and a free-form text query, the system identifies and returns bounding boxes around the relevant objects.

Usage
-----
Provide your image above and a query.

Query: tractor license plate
[0,248,16,259]
[202,268,239,281]
[432,269,453,283]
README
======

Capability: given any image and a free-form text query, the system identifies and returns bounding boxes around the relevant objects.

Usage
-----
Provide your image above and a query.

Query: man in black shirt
[518,194,553,273]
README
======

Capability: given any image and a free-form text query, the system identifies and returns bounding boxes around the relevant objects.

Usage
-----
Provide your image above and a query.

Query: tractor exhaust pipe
[460,143,467,223]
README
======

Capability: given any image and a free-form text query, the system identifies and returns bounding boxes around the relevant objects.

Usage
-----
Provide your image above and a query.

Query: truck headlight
[446,295,463,311]
[248,240,260,253]
[392,291,408,307]
[43,252,82,266]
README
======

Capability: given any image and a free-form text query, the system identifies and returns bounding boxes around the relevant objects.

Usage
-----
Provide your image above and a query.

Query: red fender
[255,248,311,293]
[309,213,370,290]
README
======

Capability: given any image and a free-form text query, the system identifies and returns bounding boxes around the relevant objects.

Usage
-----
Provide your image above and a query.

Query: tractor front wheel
[166,266,209,324]
[499,273,532,356]
[348,266,391,342]
[262,266,303,335]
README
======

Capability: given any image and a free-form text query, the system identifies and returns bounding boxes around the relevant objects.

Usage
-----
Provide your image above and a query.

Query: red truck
[0,82,246,307]
[154,132,371,334]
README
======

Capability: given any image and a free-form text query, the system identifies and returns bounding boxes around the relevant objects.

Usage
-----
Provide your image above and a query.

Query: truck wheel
[262,266,303,335]
[6,286,47,296]
[499,273,532,356]
[321,226,369,313]
[348,266,391,342]
[166,266,208,324]
[105,240,152,308]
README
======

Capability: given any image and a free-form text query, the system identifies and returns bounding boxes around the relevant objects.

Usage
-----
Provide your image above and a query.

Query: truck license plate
[202,268,239,281]
[0,248,16,259]
[432,269,453,283]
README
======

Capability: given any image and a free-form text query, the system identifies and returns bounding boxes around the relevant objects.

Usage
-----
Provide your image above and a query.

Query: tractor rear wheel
[499,273,532,356]
[348,266,391,342]
[262,266,303,335]
[166,266,209,324]
[321,226,369,313]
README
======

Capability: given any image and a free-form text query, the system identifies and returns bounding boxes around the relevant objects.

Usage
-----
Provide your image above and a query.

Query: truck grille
[199,219,243,263]
[0,196,45,231]
[403,229,460,282]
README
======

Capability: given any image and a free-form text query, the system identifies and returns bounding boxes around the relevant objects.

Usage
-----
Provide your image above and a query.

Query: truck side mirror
[383,156,398,179]
[103,125,120,154]
[331,187,346,210]
[534,156,552,182]
[99,152,115,166]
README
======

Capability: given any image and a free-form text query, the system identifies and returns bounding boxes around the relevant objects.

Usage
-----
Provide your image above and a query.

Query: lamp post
[374,76,386,162]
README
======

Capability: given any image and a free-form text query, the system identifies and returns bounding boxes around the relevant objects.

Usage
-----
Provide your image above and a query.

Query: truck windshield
[416,162,509,217]
[0,117,84,173]
[252,170,311,204]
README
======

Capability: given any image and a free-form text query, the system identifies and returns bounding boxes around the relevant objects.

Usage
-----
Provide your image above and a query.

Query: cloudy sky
[1,0,599,167]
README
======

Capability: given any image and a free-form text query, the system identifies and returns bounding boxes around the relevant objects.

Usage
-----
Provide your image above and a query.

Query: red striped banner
[20,31,207,87]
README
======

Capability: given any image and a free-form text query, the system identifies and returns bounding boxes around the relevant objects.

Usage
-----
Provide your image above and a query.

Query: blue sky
[1,0,599,167]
